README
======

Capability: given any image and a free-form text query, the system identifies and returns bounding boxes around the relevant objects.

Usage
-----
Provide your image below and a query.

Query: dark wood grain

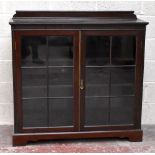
[134,30,146,129]
[14,32,23,133]
[13,11,137,18]
[13,129,143,146]
[9,11,148,26]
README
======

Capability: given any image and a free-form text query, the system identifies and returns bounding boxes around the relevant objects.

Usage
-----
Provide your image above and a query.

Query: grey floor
[0,125,155,153]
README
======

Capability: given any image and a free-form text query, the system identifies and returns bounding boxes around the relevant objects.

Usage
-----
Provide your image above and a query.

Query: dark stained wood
[10,11,148,146]
[80,30,85,130]
[73,31,80,131]
[134,30,146,129]
[22,127,75,133]
[10,18,147,26]
[9,11,148,26]
[13,129,143,146]
[13,32,23,133]
[13,11,137,18]
[11,24,147,31]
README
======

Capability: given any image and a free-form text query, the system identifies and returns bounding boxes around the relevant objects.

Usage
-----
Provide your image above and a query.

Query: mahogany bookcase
[9,11,148,146]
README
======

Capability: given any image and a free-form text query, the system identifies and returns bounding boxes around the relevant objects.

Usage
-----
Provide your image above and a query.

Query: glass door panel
[84,36,110,126]
[48,36,73,66]
[110,67,135,96]
[48,36,74,127]
[112,36,136,65]
[21,36,47,67]
[21,36,48,127]
[85,97,109,126]
[49,98,73,126]
[22,68,47,98]
[21,34,75,129]
[85,67,110,96]
[83,33,136,129]
[49,67,73,97]
[23,99,48,127]
[109,36,136,125]
[109,96,134,125]
[86,36,110,66]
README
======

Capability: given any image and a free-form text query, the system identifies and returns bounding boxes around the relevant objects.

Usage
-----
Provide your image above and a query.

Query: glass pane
[110,97,134,124]
[48,36,74,127]
[86,36,110,66]
[86,67,109,96]
[49,98,73,126]
[49,85,72,97]
[21,35,74,129]
[48,36,73,66]
[112,36,136,65]
[23,99,47,127]
[85,36,110,126]
[48,67,73,97]
[49,67,73,85]
[85,97,109,126]
[111,67,135,96]
[21,36,47,66]
[22,86,47,98]
[86,67,110,85]
[86,84,109,97]
[22,68,47,98]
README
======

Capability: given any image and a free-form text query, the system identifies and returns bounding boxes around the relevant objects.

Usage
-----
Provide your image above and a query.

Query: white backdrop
[0,0,155,125]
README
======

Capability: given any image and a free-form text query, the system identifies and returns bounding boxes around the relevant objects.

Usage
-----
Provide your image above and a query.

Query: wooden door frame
[13,30,80,133]
[80,30,145,131]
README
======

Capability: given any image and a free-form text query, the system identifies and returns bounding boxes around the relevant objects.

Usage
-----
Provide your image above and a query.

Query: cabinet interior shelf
[22,95,135,100]
[21,66,74,69]
[21,65,135,69]
[22,83,134,88]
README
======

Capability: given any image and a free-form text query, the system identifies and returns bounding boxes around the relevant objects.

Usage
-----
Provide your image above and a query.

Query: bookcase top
[9,11,148,26]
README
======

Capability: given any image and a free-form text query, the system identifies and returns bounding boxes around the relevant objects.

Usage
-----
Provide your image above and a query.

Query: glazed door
[14,31,79,132]
[14,30,142,133]
[80,30,141,131]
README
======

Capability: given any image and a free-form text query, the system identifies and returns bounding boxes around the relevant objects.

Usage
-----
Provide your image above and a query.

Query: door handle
[80,79,84,90]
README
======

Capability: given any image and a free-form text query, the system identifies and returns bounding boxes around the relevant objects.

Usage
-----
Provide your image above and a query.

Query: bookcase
[9,11,148,146]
